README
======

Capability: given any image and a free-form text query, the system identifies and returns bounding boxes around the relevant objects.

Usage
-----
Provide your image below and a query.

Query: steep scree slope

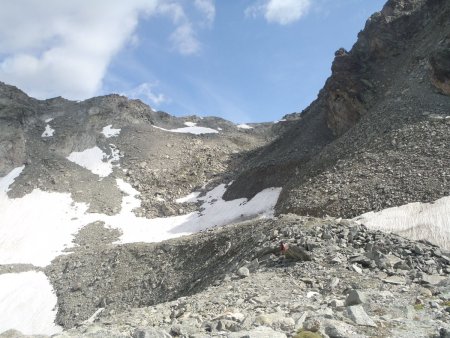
[224,0,450,218]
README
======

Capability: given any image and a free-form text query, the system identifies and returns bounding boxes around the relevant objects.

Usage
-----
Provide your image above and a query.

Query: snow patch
[41,124,55,137]
[107,183,282,244]
[0,166,24,194]
[0,188,90,266]
[67,145,121,178]
[116,178,141,214]
[101,125,121,138]
[153,125,219,135]
[0,166,281,267]
[354,196,450,249]
[274,119,286,124]
[237,124,253,129]
[0,271,62,335]
[176,191,201,203]
[44,118,54,123]
[184,121,197,127]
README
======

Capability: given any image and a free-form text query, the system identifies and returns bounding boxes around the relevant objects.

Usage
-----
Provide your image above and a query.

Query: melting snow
[0,167,281,267]
[67,145,120,178]
[0,166,24,193]
[184,121,197,127]
[176,191,201,203]
[101,125,121,138]
[153,125,219,135]
[354,196,450,249]
[237,124,253,129]
[0,167,281,333]
[0,166,89,266]
[0,271,62,335]
[41,124,55,137]
[106,183,281,244]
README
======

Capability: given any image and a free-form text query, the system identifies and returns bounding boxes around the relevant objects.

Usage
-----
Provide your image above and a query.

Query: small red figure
[280,241,288,254]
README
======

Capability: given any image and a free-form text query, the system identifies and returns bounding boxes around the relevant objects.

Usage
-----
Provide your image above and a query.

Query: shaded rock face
[323,53,367,136]
[430,40,450,95]
[323,0,434,137]
[0,120,25,176]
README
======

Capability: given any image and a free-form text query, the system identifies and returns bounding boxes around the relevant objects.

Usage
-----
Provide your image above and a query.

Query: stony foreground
[3,215,450,338]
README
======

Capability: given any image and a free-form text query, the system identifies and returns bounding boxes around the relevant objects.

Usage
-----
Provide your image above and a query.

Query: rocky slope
[224,0,450,219]
[1,0,450,337]
[0,81,274,218]
[5,215,450,337]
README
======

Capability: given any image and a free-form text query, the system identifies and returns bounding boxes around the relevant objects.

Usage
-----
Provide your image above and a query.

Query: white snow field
[184,121,197,127]
[153,125,219,135]
[354,196,450,249]
[0,167,281,267]
[0,166,90,266]
[67,145,120,178]
[0,271,62,335]
[41,124,55,137]
[112,182,282,243]
[101,125,121,138]
[237,124,253,129]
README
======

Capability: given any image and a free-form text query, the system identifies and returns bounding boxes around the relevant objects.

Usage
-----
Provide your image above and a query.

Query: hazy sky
[0,0,386,122]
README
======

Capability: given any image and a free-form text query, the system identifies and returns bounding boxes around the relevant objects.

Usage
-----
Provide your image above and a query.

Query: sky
[0,0,386,123]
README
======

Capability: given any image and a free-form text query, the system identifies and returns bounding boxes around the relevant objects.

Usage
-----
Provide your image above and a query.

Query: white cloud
[170,24,200,55]
[194,0,216,25]
[246,0,311,25]
[0,1,158,100]
[157,2,187,25]
[126,82,166,107]
[158,3,203,55]
[0,0,212,100]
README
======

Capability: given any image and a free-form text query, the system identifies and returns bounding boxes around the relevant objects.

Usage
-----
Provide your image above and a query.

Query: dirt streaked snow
[0,271,62,335]
[101,125,121,138]
[354,196,450,249]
